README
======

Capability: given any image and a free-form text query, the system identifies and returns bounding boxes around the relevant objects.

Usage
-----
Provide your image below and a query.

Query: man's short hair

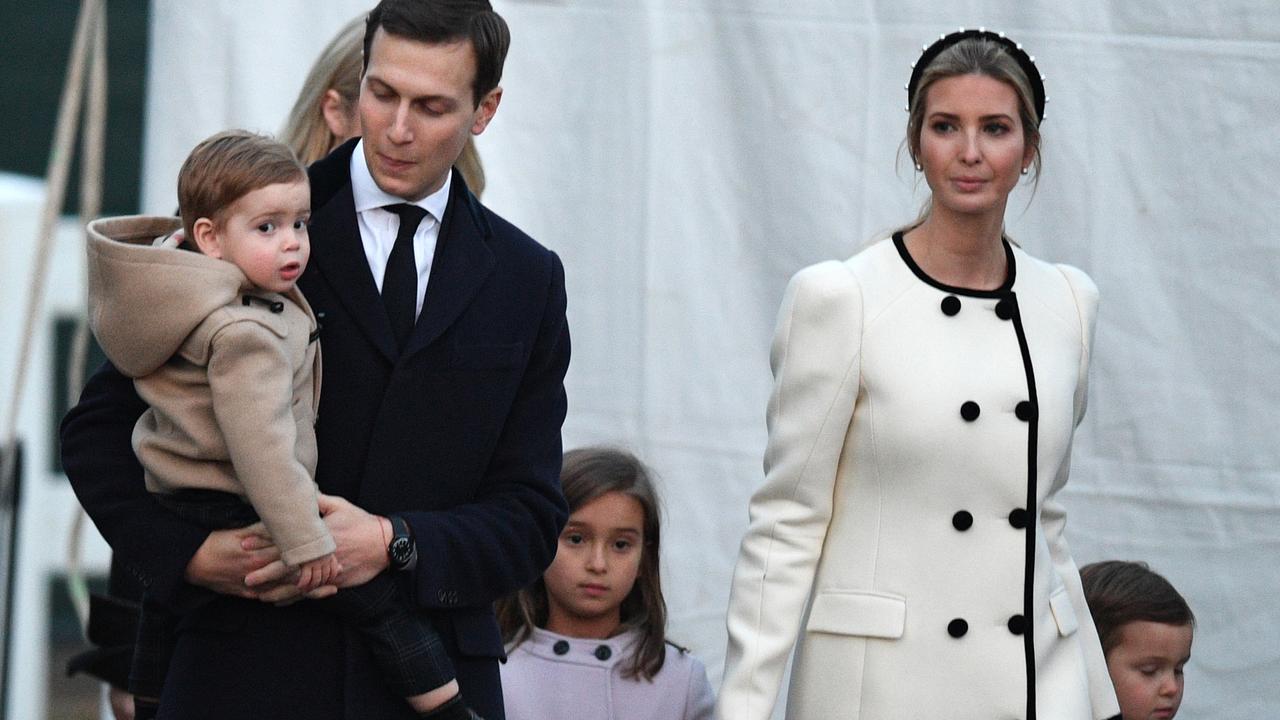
[363,0,510,107]
[177,130,307,241]
[1080,560,1195,655]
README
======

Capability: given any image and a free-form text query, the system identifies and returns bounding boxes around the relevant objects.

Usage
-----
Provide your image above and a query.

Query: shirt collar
[350,138,452,220]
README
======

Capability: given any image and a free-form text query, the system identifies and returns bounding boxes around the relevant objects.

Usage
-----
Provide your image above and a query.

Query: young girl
[1081,561,1195,720]
[496,448,716,720]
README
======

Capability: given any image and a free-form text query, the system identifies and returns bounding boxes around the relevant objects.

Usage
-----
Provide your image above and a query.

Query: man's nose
[388,102,413,143]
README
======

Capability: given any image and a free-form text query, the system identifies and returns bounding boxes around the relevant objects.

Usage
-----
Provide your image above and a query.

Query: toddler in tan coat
[86,130,478,719]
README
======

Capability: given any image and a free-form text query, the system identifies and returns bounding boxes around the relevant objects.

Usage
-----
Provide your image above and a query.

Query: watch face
[389,537,413,566]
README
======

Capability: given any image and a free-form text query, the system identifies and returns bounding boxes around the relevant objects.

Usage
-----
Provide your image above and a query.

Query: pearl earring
[1021,166,1029,175]
[915,162,923,172]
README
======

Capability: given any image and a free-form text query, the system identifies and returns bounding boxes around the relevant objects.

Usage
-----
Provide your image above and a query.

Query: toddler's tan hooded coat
[86,215,333,566]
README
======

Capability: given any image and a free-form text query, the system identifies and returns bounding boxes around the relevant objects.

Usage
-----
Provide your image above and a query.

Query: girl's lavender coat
[501,627,716,720]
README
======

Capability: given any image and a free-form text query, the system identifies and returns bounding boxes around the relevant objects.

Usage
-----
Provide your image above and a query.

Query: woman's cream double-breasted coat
[719,236,1120,720]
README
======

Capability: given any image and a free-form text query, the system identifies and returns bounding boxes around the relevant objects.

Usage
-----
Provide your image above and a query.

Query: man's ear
[191,217,223,259]
[470,86,502,136]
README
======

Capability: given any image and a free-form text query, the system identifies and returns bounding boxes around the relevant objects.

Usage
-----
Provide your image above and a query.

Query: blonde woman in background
[282,16,486,195]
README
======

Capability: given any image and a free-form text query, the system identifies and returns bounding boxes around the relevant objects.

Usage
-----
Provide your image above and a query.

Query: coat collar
[516,626,643,669]
[307,140,495,362]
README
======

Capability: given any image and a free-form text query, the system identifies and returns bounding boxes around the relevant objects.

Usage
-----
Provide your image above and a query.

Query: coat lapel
[403,170,495,357]
[308,149,493,363]
[308,178,400,364]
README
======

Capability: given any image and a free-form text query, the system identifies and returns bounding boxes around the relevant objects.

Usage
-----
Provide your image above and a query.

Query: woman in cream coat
[719,30,1120,720]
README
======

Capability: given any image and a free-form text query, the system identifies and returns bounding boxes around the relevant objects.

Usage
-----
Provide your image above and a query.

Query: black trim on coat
[1009,293,1040,720]
[892,231,1016,297]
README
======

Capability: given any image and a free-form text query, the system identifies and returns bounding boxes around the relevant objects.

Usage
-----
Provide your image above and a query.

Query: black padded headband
[907,28,1047,123]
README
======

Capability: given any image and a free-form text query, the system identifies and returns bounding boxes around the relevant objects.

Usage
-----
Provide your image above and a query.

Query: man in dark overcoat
[60,2,569,718]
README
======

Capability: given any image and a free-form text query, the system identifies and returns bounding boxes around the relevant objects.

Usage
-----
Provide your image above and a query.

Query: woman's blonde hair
[280,15,487,196]
[282,18,364,166]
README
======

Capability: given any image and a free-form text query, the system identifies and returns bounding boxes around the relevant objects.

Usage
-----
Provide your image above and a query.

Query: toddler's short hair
[1080,560,1195,654]
[177,130,306,241]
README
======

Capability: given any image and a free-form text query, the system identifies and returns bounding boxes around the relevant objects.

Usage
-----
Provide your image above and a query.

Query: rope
[0,0,107,638]
[65,7,110,631]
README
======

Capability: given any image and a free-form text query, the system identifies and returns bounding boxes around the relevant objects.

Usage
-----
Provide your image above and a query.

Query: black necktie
[381,203,429,349]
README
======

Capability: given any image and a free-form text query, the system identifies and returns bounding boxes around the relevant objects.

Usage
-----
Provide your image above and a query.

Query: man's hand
[317,493,391,588]
[107,685,134,720]
[239,542,339,604]
[184,524,280,599]
[242,495,391,596]
[188,524,337,605]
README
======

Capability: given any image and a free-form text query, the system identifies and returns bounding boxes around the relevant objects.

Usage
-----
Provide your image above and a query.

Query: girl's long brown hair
[496,447,669,681]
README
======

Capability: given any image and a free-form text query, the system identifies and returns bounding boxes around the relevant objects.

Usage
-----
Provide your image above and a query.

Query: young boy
[1081,560,1195,720]
[85,130,479,720]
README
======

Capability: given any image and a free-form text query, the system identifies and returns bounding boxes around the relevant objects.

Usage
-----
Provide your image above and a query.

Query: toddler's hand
[296,553,341,591]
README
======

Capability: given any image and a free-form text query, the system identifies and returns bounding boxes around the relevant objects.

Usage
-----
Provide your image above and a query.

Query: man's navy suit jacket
[61,139,570,719]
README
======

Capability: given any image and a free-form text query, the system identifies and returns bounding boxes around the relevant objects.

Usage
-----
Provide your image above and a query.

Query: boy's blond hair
[177,130,306,241]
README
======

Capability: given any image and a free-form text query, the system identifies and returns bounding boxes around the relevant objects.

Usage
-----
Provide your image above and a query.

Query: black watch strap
[386,515,417,572]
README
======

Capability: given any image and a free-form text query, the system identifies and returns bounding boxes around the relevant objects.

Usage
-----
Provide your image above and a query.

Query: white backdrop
[140,1,1280,716]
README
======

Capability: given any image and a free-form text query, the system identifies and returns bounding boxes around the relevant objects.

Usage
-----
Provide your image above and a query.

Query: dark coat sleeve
[403,250,570,610]
[60,361,210,607]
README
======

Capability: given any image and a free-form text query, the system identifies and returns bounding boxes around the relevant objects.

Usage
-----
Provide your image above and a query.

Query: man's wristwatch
[386,515,417,572]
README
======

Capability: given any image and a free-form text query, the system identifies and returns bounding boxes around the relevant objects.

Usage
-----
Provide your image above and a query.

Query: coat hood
[86,215,250,377]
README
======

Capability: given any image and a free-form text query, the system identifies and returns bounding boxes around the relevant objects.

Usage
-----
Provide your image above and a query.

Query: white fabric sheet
[142,1,1280,716]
